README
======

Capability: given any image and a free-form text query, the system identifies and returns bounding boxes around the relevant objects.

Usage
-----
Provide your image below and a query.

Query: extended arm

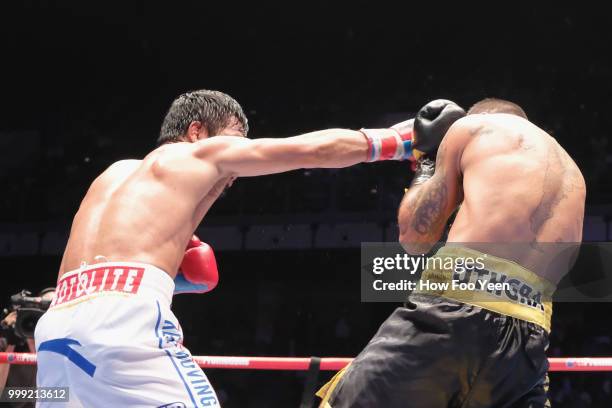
[199,118,419,177]
[197,129,368,177]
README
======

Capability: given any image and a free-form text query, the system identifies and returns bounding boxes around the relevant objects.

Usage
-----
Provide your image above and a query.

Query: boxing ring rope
[2,353,612,372]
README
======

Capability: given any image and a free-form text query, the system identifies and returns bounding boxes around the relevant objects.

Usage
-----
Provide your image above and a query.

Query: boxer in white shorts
[36,262,219,407]
[35,89,423,407]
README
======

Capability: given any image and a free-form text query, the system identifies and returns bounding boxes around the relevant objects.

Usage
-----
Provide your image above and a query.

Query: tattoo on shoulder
[411,177,448,235]
[469,125,495,138]
[469,125,483,137]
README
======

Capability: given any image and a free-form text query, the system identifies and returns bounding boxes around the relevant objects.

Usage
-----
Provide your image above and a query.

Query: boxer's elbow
[399,232,435,255]
[398,226,410,247]
[399,226,436,255]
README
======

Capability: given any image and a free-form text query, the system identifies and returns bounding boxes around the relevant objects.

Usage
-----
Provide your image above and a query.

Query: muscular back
[399,113,586,283]
[60,142,230,278]
[450,114,585,243]
[450,115,586,281]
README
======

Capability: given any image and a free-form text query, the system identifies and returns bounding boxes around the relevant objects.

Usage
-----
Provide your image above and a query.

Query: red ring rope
[1,353,611,371]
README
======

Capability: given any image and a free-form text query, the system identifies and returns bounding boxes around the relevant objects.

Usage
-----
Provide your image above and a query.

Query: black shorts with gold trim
[317,294,550,407]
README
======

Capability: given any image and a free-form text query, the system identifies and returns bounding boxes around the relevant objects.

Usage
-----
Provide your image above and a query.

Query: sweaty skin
[398,113,586,283]
[59,125,368,279]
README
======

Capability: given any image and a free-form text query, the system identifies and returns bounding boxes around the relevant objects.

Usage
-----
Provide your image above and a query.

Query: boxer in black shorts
[318,99,586,407]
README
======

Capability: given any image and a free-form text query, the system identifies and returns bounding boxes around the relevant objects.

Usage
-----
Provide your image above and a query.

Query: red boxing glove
[174,236,219,294]
[360,119,420,162]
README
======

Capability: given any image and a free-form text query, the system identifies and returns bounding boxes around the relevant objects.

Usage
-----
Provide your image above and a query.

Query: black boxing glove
[413,99,466,159]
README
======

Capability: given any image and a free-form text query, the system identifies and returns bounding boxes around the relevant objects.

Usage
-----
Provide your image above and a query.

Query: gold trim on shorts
[414,246,555,332]
[316,365,349,408]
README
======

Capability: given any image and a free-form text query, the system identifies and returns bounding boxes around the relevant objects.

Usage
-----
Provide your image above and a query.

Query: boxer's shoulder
[427,116,481,167]
[191,135,249,159]
[106,159,142,172]
[452,113,539,139]
[149,136,246,163]
[92,159,142,187]
[445,114,491,139]
[451,114,545,159]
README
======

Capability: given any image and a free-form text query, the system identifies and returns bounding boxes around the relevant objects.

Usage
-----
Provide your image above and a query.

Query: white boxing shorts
[34,262,220,408]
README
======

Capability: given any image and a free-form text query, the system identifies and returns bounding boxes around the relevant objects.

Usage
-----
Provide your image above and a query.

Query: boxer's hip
[319,300,549,407]
[35,262,179,366]
[50,261,175,308]
[34,263,220,407]
[318,246,554,407]
[413,245,556,333]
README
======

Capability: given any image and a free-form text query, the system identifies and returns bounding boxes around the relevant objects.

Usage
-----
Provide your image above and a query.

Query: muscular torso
[447,114,586,282]
[57,126,369,280]
[59,142,230,279]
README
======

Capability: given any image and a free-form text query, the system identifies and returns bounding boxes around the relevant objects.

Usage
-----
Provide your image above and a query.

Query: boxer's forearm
[398,176,447,254]
[295,129,368,168]
[213,129,368,177]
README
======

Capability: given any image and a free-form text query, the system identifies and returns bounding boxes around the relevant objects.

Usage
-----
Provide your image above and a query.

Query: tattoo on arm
[411,176,448,235]
[400,134,463,242]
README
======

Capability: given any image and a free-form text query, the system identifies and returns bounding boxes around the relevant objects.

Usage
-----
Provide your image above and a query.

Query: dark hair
[467,98,528,119]
[158,89,248,145]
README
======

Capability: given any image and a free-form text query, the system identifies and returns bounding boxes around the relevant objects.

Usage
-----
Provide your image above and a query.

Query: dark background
[1,1,611,407]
